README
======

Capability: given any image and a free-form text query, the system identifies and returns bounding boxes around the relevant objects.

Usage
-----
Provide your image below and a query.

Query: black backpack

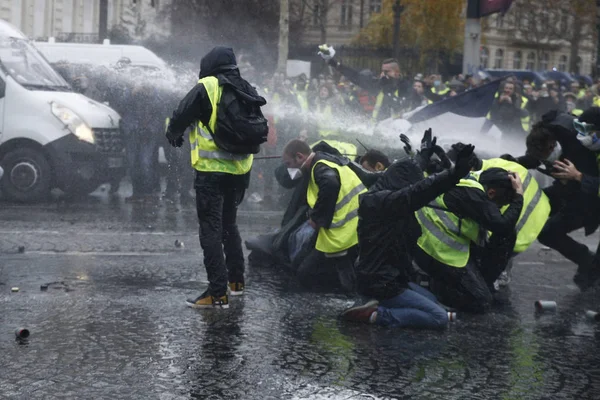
[206,77,268,155]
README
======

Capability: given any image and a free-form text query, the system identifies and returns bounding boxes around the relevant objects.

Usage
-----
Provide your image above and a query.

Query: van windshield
[0,37,70,91]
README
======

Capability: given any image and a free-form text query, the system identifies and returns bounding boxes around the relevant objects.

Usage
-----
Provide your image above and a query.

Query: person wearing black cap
[411,166,524,313]
[519,109,600,289]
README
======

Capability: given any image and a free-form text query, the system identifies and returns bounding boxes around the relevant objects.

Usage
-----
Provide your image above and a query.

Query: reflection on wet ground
[1,194,600,399]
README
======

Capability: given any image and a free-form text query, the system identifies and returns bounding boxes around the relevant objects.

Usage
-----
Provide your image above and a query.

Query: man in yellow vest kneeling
[282,139,367,292]
[412,168,524,313]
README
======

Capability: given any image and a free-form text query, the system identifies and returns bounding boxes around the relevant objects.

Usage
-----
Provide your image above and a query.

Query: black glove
[400,133,413,155]
[168,135,184,148]
[499,153,517,162]
[432,145,452,170]
[419,128,437,160]
[452,144,475,179]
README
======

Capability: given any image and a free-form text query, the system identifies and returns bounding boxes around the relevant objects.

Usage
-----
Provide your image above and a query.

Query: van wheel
[0,148,52,202]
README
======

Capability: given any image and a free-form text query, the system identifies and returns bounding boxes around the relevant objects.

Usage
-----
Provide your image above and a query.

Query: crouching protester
[447,143,551,288]
[340,136,476,329]
[516,110,600,289]
[280,139,367,292]
[412,167,524,313]
[245,141,382,273]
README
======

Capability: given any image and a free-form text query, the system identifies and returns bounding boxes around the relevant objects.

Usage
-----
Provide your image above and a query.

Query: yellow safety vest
[479,159,550,253]
[373,89,400,121]
[306,159,366,253]
[310,139,358,158]
[415,176,484,268]
[188,76,253,175]
[486,93,530,132]
[433,86,450,96]
[571,108,583,117]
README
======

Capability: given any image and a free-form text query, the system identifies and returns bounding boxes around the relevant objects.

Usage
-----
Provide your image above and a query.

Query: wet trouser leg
[413,247,493,313]
[222,184,246,284]
[376,283,448,329]
[296,246,356,292]
[479,232,517,287]
[195,173,246,297]
[537,210,592,267]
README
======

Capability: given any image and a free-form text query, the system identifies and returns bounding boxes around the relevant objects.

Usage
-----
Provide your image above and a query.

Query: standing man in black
[166,47,267,308]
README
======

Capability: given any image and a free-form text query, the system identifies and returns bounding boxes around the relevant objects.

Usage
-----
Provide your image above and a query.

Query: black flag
[407,79,502,124]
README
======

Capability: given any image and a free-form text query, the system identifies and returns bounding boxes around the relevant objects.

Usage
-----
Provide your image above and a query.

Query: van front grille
[94,129,124,153]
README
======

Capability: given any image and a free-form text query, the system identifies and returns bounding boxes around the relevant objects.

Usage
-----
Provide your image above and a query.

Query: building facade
[298,0,380,45]
[0,0,167,42]
[480,3,595,75]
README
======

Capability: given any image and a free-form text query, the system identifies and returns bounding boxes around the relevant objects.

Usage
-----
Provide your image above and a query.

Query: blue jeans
[376,283,448,329]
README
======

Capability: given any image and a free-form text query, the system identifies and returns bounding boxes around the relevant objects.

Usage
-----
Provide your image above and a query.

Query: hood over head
[371,159,423,192]
[199,46,238,79]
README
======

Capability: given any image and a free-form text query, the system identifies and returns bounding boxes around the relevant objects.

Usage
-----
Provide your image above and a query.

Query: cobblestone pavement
[1,195,600,399]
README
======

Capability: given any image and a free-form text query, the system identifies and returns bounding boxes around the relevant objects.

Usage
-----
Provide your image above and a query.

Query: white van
[33,39,169,71]
[0,20,124,202]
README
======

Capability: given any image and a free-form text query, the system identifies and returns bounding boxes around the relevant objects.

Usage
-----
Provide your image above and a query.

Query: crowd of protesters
[49,52,600,209]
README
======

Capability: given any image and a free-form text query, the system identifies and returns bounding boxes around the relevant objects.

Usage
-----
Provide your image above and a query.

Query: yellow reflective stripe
[428,202,461,234]
[417,209,469,252]
[516,183,542,233]
[335,183,366,212]
[330,208,359,228]
[198,150,249,161]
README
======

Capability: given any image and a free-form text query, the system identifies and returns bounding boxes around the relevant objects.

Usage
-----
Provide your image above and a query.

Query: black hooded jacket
[517,112,600,233]
[356,160,462,300]
[166,46,266,139]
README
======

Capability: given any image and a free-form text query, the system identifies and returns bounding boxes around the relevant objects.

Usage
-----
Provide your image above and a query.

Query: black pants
[413,247,493,313]
[537,209,594,267]
[195,172,247,297]
[295,246,357,293]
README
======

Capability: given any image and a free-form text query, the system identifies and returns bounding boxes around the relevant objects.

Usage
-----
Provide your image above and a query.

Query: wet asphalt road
[1,191,600,400]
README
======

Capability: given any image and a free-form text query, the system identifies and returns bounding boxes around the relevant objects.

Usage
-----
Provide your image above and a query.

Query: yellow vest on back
[415,176,484,267]
[480,158,550,253]
[306,159,366,253]
[188,76,253,175]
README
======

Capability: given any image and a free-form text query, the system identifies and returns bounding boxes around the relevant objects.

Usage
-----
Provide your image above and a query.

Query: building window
[513,51,522,69]
[341,0,353,27]
[369,0,382,14]
[526,52,536,70]
[480,47,489,69]
[494,49,504,69]
[495,15,504,28]
[560,14,569,32]
[540,53,549,70]
[558,55,568,72]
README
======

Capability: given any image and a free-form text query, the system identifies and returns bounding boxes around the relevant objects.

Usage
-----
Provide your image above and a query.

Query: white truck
[0,20,124,202]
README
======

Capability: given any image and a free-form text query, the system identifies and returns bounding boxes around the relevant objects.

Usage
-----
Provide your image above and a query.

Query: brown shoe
[340,300,379,323]
[186,292,229,309]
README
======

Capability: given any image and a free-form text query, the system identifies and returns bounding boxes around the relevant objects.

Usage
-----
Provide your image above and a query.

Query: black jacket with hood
[166,46,266,152]
[518,111,600,234]
[356,160,462,300]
